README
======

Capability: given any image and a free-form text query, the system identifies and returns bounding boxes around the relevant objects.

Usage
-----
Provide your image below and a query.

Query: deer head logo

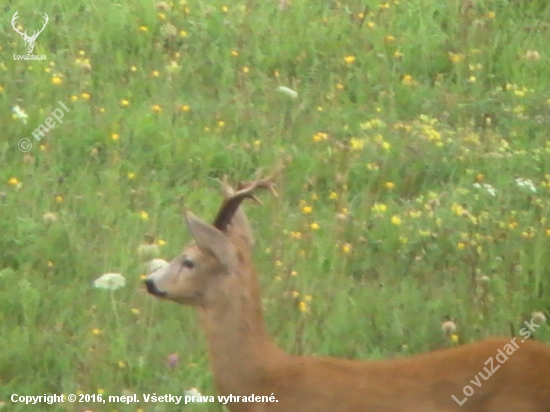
[11,11,49,54]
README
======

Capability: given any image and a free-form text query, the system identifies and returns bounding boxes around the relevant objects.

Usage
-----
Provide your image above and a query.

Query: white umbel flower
[94,273,126,291]
[515,177,537,193]
[472,183,497,196]
[137,242,161,259]
[146,258,169,274]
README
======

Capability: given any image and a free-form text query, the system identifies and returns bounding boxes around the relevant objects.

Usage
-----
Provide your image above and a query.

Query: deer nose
[144,278,167,297]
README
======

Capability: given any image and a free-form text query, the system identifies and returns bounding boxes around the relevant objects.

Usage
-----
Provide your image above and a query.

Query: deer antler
[30,13,49,40]
[11,12,49,39]
[11,11,26,37]
[213,166,281,232]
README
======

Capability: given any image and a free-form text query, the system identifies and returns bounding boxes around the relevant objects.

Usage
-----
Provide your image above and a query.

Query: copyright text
[11,393,279,405]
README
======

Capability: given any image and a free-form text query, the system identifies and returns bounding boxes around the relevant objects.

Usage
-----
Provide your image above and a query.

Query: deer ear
[184,211,238,270]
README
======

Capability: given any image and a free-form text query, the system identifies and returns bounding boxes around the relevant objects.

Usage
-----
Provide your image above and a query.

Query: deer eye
[181,257,195,269]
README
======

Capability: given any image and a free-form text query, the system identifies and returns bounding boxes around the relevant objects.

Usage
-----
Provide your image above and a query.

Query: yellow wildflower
[290,231,302,239]
[448,52,465,63]
[312,132,328,142]
[343,55,356,65]
[350,138,365,150]
[402,75,414,85]
[391,215,401,225]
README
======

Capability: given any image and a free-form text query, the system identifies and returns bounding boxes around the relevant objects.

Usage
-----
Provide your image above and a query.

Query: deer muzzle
[144,278,167,297]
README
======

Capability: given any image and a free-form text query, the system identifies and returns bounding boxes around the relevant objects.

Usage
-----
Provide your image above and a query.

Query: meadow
[2,0,550,410]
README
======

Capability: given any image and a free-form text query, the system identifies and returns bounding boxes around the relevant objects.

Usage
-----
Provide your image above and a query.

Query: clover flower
[166,353,179,368]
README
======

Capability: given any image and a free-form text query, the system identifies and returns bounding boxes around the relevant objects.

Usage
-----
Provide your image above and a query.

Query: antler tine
[212,167,281,231]
[238,161,284,198]
[237,174,279,203]
[219,175,236,198]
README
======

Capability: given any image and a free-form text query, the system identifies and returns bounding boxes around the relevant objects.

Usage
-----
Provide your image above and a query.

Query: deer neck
[198,265,285,395]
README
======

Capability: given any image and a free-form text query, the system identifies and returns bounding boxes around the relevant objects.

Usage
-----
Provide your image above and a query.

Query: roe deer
[144,170,550,412]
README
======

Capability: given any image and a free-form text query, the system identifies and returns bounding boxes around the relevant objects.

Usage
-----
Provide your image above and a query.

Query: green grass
[2,0,550,410]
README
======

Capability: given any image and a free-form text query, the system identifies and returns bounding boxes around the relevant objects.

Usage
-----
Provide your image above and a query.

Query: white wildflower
[94,273,126,291]
[137,243,160,259]
[276,86,298,99]
[472,183,497,196]
[12,105,29,124]
[184,387,207,402]
[165,60,181,74]
[515,177,537,193]
[184,387,201,397]
[441,320,457,335]
[477,275,491,283]
[42,212,58,223]
[532,311,547,325]
[146,258,169,274]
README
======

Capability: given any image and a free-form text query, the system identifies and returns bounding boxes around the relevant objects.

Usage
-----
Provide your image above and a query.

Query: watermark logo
[451,314,546,406]
[12,11,48,61]
[15,101,70,152]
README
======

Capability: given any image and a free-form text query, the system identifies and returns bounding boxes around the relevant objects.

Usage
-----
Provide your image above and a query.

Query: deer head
[144,171,278,307]
[12,11,49,54]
